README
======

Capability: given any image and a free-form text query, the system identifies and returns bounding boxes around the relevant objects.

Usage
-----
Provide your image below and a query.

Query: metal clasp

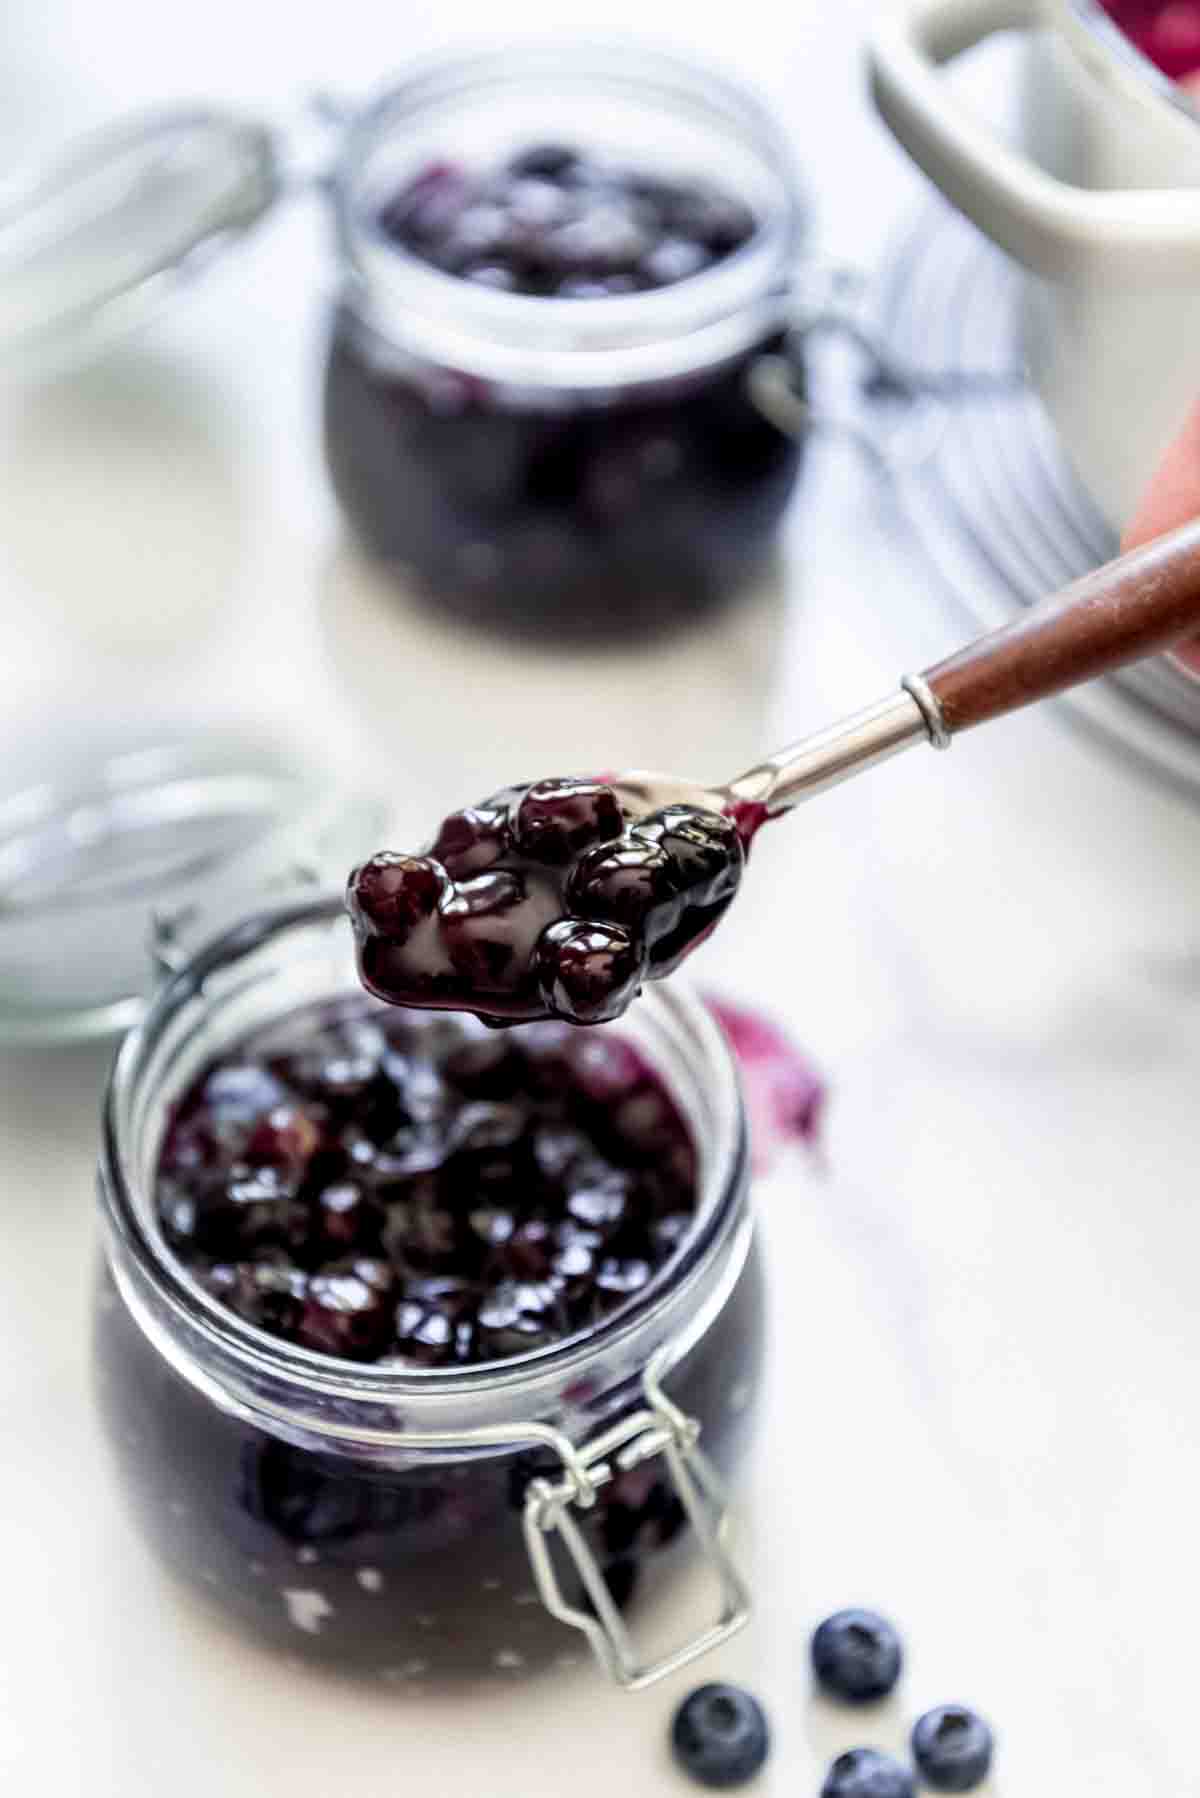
[520,1349,750,1691]
[748,261,1020,478]
[222,1340,750,1691]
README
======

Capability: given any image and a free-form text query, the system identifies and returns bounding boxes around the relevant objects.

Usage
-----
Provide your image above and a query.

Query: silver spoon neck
[728,685,940,817]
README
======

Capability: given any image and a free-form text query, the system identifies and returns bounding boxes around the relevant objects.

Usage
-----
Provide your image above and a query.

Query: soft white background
[3,2,1200,1792]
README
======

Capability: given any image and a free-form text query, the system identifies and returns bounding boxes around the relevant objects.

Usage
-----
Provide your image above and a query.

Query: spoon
[350,518,1200,1027]
[610,516,1200,831]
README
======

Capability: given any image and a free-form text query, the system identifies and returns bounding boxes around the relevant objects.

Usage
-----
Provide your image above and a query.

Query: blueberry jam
[376,147,756,296]
[95,994,763,1675]
[323,145,801,639]
[347,777,745,1026]
[155,997,699,1364]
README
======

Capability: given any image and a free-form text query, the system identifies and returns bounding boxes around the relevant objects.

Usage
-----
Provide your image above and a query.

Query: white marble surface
[4,2,1200,1792]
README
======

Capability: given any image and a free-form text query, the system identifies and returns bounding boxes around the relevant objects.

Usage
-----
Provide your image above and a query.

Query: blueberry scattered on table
[377,143,756,298]
[671,1682,770,1788]
[819,1747,915,1798]
[910,1706,993,1792]
[347,776,746,1026]
[811,1609,904,1703]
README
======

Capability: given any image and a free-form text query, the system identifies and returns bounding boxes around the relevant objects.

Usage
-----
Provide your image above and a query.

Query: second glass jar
[322,46,808,639]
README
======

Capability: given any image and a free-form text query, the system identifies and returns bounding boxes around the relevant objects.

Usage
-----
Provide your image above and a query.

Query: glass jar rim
[330,40,809,390]
[98,893,750,1423]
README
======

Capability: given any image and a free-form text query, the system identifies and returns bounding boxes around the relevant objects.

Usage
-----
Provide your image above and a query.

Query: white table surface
[4,4,1200,1793]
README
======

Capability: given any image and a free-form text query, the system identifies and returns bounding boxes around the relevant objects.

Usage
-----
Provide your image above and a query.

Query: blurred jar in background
[322,46,809,642]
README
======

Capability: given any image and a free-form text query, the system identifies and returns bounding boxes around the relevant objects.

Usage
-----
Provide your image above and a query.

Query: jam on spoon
[347,777,745,1027]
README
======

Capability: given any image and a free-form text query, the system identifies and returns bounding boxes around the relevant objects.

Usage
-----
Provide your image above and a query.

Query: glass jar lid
[0,733,382,1044]
[0,107,280,379]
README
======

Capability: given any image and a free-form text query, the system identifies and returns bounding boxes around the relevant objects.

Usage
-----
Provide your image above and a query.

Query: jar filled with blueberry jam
[323,46,808,638]
[94,895,762,1686]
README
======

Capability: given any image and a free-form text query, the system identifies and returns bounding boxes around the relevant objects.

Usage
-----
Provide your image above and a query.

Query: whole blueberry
[820,1749,914,1798]
[429,802,511,877]
[811,1609,904,1703]
[348,853,446,940]
[911,1707,993,1792]
[670,1683,770,1789]
[567,836,680,940]
[510,777,624,864]
[204,1259,308,1335]
[298,1260,395,1360]
[533,918,644,1025]
[633,806,743,909]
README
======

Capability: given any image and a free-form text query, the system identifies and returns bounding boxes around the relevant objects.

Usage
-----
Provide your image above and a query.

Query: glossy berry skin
[511,778,623,864]
[910,1707,994,1792]
[298,1260,396,1361]
[348,776,744,1026]
[347,853,447,937]
[203,1260,308,1335]
[567,836,680,937]
[635,806,743,907]
[634,806,744,972]
[158,995,698,1368]
[533,918,645,1024]
[820,1749,914,1798]
[1102,0,1200,80]
[811,1609,904,1703]
[671,1683,770,1789]
[312,1180,382,1254]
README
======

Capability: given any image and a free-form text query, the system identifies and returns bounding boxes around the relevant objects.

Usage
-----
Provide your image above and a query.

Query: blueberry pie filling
[347,776,746,1026]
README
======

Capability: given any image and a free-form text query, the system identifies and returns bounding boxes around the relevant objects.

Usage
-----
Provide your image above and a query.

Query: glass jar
[322,46,808,639]
[95,895,763,1688]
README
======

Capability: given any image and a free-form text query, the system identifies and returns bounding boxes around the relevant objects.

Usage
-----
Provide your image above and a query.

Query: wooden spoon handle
[920,518,1200,736]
